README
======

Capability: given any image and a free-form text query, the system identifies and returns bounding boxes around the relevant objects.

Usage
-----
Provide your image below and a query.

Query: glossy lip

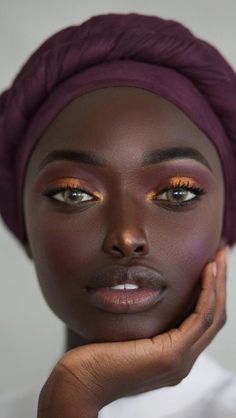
[86,264,166,313]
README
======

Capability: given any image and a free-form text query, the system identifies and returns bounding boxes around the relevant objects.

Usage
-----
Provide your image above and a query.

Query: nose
[102,202,149,258]
[103,228,149,258]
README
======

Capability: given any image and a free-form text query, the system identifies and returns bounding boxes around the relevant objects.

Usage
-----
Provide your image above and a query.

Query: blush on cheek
[173,223,221,288]
[158,226,219,330]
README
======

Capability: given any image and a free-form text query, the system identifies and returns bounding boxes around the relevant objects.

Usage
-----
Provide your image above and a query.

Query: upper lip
[86,264,166,291]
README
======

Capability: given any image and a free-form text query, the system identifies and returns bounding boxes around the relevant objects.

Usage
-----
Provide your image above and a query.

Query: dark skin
[23,87,227,416]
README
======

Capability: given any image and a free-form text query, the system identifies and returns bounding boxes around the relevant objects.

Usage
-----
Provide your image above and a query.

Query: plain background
[0,0,236,395]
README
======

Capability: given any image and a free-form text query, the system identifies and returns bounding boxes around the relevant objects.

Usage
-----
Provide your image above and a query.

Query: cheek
[152,201,223,288]
[160,211,222,288]
[147,207,223,329]
[25,210,101,310]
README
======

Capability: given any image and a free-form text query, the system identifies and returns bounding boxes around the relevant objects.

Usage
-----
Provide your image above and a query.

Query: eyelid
[42,177,104,201]
[45,177,87,190]
[157,176,203,192]
[146,176,205,201]
[161,176,201,187]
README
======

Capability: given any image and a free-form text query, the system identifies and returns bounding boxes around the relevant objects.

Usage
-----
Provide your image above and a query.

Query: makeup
[42,178,102,204]
[86,264,166,314]
[33,161,107,195]
[23,86,225,342]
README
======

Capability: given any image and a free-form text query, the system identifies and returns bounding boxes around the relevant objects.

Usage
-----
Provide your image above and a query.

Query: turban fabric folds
[0,13,236,245]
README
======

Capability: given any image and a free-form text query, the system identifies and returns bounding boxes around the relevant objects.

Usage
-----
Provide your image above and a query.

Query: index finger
[192,247,227,353]
[170,259,216,348]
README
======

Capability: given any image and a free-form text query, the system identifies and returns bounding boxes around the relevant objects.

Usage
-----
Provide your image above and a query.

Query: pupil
[169,188,187,201]
[65,190,83,202]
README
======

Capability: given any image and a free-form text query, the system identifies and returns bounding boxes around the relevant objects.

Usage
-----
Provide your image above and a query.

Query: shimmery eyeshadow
[44,177,104,201]
[166,176,200,188]
[146,176,203,201]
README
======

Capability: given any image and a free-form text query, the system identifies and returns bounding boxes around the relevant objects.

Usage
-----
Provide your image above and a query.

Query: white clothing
[1,353,236,418]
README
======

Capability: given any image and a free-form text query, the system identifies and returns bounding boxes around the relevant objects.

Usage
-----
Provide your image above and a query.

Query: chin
[68,297,199,345]
[85,320,171,343]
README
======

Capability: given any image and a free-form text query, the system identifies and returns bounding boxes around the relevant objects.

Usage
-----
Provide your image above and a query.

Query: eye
[44,187,94,205]
[153,178,205,205]
[158,187,198,202]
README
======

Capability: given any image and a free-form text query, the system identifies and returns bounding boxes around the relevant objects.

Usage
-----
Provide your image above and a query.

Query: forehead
[25,86,223,177]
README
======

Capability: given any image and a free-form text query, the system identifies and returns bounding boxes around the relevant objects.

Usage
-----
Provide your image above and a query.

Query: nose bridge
[102,189,149,258]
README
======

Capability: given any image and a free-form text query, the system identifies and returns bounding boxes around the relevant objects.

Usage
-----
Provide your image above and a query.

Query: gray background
[0,0,236,395]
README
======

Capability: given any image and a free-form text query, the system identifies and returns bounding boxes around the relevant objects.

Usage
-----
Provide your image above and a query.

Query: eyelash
[155,180,205,206]
[43,180,205,208]
[43,185,95,203]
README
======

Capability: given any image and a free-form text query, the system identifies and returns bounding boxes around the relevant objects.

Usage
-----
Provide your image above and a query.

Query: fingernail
[212,262,217,277]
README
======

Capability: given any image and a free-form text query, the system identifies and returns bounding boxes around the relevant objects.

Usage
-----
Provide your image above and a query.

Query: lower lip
[87,287,165,313]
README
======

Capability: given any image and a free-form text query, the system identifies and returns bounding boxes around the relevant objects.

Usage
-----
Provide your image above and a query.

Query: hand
[37,248,227,418]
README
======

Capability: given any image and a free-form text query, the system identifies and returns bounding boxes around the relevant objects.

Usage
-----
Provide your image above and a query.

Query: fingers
[192,247,227,353]
[174,247,227,350]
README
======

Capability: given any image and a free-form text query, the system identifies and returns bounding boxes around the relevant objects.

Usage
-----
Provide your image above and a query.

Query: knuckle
[168,379,180,387]
[164,350,183,372]
[218,310,227,328]
[201,311,214,329]
[170,363,191,386]
[180,366,191,380]
[168,375,185,386]
[56,360,79,384]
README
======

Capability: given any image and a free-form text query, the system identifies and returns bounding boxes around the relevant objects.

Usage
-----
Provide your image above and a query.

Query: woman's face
[24,87,225,343]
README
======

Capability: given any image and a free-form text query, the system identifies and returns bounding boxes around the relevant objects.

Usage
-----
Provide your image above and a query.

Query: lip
[86,264,166,313]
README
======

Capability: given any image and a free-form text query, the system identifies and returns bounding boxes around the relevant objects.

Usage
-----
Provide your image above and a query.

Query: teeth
[110,283,139,290]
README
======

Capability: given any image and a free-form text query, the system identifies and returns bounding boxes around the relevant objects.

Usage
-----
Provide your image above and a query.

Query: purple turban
[0,13,236,245]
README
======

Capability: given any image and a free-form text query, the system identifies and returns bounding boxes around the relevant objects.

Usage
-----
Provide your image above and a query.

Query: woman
[0,12,236,418]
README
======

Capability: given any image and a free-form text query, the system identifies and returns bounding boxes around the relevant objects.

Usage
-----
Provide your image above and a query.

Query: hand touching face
[37,248,228,417]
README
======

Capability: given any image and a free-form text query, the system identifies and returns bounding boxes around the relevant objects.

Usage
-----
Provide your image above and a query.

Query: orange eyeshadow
[147,176,201,201]
[46,177,104,201]
[47,177,83,188]
[167,176,199,188]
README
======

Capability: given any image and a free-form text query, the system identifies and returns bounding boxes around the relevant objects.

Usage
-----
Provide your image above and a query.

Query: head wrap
[0,13,236,245]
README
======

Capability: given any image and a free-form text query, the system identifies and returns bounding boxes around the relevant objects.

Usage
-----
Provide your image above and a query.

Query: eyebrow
[39,150,106,171]
[143,147,212,171]
[38,146,212,172]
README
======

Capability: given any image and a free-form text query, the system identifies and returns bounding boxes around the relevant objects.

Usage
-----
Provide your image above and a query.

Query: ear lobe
[24,241,33,259]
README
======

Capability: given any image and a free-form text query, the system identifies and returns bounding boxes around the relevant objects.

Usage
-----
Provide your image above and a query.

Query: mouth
[86,264,166,314]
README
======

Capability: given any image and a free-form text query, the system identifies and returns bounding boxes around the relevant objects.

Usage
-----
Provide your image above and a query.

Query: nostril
[111,243,145,257]
[103,229,149,258]
[134,245,145,253]
[112,245,123,255]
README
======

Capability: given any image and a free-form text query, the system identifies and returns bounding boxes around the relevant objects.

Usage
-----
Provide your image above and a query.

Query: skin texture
[23,87,225,345]
[37,248,227,417]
